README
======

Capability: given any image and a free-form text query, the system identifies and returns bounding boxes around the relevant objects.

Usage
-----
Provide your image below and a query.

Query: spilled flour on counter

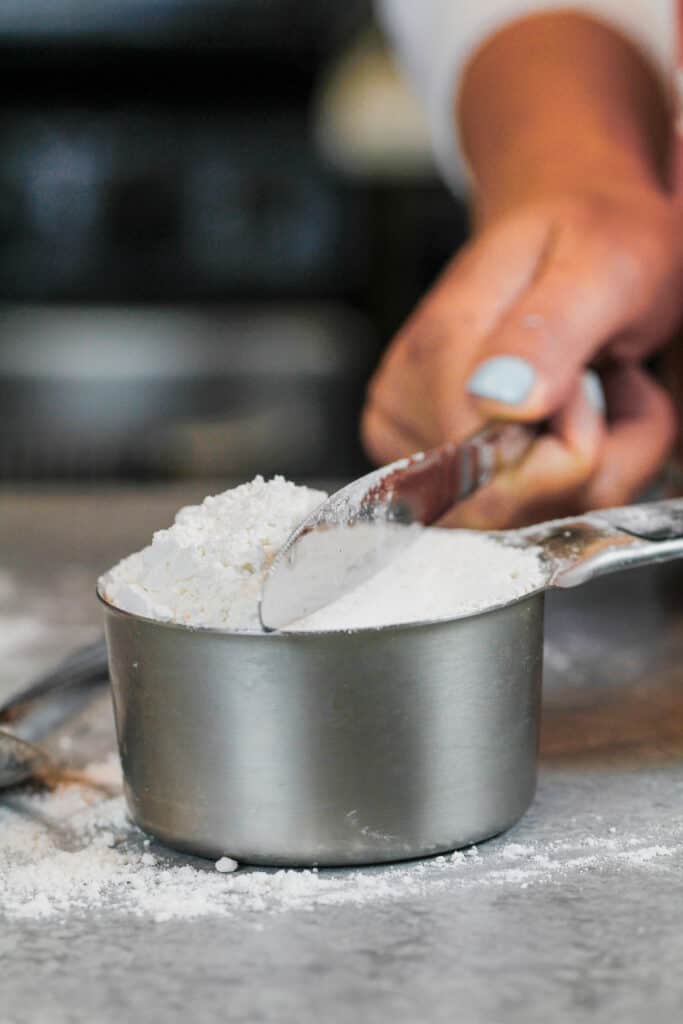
[100,476,546,631]
[1,758,680,923]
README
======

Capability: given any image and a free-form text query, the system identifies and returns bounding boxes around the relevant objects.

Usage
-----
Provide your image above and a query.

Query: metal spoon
[260,422,535,630]
[0,639,108,790]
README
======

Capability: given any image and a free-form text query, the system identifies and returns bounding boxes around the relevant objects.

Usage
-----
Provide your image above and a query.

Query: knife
[259,422,536,631]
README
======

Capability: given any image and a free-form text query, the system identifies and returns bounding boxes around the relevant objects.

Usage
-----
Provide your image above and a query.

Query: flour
[291,528,545,631]
[100,476,545,632]
[215,856,239,874]
[99,476,326,631]
[1,759,680,923]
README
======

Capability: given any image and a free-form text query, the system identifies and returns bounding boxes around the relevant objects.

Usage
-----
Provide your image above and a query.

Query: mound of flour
[100,476,326,631]
[100,476,545,632]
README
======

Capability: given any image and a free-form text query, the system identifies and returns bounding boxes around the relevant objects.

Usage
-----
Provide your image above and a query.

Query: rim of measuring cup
[96,582,548,640]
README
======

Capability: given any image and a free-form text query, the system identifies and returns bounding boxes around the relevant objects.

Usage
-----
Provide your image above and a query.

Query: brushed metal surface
[101,595,544,866]
[519,497,683,588]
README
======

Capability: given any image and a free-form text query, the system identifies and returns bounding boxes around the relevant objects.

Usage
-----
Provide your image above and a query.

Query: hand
[362,186,682,528]
[361,12,683,528]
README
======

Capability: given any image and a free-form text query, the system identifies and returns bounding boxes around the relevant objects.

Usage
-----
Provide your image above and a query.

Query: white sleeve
[376,0,674,190]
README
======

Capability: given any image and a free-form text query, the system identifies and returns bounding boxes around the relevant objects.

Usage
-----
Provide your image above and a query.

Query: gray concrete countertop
[1,485,683,1024]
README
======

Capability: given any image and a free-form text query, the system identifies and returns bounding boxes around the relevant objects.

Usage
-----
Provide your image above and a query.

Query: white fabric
[377,1,674,188]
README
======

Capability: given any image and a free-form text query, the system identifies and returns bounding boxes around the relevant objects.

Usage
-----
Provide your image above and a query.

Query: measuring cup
[99,498,683,866]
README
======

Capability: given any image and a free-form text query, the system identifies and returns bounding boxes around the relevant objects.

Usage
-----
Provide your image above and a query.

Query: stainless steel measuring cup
[99,498,683,867]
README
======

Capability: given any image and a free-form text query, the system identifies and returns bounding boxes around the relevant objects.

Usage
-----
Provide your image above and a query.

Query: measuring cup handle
[550,498,683,588]
[595,498,683,541]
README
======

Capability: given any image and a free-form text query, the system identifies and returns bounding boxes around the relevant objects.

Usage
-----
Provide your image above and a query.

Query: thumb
[465,262,627,420]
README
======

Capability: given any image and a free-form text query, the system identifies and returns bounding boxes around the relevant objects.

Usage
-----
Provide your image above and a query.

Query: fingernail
[467,356,536,405]
[582,370,606,414]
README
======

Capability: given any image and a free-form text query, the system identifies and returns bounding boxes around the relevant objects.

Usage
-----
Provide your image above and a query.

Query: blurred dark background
[0,0,467,482]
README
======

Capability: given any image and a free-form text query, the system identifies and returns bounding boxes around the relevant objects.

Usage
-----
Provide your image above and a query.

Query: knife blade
[259,422,535,631]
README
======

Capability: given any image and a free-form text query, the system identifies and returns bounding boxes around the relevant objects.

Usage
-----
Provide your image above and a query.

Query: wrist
[472,132,660,226]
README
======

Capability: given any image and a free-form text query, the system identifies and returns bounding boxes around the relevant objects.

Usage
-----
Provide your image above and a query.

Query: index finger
[364,215,555,450]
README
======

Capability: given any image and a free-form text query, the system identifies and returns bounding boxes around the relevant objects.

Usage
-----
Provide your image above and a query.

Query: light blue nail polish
[467,356,536,405]
[583,370,606,414]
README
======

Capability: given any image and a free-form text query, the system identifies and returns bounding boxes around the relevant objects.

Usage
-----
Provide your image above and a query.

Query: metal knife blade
[259,422,535,631]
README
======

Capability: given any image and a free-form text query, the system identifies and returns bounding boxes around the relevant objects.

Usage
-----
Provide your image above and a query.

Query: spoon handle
[0,638,108,718]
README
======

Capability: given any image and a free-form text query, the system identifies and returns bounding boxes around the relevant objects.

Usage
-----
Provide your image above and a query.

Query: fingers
[465,269,625,422]
[465,207,681,423]
[579,364,677,508]
[443,364,675,529]
[361,191,682,521]
[364,353,675,530]
[362,215,554,457]
[361,406,425,466]
[441,372,606,529]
